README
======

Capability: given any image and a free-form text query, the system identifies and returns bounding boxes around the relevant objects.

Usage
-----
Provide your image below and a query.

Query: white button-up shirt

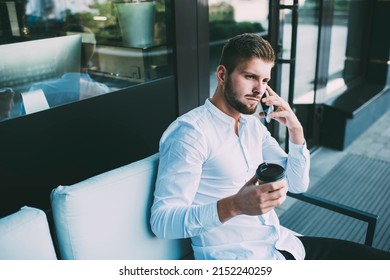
[151,99,310,260]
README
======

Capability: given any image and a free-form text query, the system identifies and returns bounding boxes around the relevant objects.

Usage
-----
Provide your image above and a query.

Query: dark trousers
[280,237,390,260]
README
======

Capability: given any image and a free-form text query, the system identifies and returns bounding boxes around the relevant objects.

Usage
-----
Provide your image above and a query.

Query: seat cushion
[51,153,192,260]
[0,206,57,260]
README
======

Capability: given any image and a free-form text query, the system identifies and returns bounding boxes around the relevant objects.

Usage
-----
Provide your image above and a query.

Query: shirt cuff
[199,201,223,231]
[288,140,309,158]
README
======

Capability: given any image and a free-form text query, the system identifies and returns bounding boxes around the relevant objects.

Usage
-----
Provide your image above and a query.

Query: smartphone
[261,91,273,123]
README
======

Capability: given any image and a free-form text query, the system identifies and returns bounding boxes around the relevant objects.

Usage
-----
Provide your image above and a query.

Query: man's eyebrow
[241,70,258,77]
[241,71,270,81]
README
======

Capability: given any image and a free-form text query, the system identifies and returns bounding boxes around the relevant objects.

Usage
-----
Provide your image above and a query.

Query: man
[151,33,390,260]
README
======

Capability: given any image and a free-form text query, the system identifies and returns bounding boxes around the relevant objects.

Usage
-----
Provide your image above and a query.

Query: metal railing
[287,192,378,246]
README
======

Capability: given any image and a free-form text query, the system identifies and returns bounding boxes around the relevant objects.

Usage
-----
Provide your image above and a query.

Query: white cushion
[0,206,57,260]
[51,153,192,260]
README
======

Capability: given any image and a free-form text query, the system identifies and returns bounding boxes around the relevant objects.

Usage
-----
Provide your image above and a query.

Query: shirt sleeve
[286,141,310,193]
[150,123,222,239]
[261,127,310,194]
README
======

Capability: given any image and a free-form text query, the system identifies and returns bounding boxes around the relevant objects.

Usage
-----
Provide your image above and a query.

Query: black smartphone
[260,91,273,123]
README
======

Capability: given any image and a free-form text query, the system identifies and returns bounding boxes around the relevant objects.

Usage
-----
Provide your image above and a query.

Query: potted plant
[114,0,156,48]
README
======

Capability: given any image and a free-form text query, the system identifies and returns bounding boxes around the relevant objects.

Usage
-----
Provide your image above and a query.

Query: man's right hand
[217,176,288,223]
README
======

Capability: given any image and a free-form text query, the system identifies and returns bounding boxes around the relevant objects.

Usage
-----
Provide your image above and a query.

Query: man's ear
[216,65,227,84]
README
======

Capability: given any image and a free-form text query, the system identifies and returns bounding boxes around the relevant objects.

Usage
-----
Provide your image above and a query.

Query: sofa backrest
[50,153,192,259]
[0,206,57,260]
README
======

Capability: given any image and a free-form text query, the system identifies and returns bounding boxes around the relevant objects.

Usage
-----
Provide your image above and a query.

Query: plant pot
[115,2,156,48]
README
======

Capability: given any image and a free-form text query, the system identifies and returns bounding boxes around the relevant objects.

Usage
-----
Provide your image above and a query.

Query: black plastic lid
[255,162,285,182]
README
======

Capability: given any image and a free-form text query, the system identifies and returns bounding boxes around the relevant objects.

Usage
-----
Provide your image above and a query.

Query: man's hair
[219,33,275,74]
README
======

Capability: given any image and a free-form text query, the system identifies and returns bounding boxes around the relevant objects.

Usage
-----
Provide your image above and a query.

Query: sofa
[0,153,378,260]
[0,153,192,260]
[50,153,192,260]
[0,206,57,260]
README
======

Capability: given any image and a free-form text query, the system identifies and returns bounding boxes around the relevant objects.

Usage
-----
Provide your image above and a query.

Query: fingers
[263,85,291,106]
[261,92,286,108]
[259,86,297,126]
[258,179,287,193]
[266,85,278,96]
[217,179,288,223]
[235,180,288,216]
[252,185,287,214]
[268,110,289,120]
[257,181,288,208]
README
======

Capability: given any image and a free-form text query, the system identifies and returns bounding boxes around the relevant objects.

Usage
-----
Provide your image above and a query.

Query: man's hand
[259,85,305,145]
[217,175,288,223]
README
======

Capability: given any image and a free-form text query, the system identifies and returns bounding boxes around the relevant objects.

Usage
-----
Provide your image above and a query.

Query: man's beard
[224,76,258,115]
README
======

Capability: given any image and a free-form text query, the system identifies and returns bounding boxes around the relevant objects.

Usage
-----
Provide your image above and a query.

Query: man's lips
[245,96,260,104]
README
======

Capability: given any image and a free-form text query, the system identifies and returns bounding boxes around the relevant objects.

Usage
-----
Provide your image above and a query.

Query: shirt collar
[205,99,249,125]
[205,98,235,126]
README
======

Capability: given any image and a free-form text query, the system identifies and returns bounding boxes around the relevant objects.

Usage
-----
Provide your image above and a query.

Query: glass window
[281,0,320,104]
[0,0,173,121]
[208,0,269,96]
[327,0,369,91]
[328,1,348,83]
[280,0,320,147]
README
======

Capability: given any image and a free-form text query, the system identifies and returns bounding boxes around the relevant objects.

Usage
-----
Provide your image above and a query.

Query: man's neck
[210,94,240,136]
[210,92,240,122]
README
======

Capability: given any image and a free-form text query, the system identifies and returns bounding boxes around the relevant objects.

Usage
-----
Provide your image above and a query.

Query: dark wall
[0,76,177,217]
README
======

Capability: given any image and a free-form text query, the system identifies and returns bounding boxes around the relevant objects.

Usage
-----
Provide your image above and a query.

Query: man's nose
[253,82,266,96]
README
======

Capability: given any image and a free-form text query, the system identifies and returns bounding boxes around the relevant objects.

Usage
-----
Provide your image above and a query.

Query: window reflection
[0,0,172,120]
[328,0,349,85]
[328,0,368,86]
[0,88,15,121]
[0,35,82,117]
[25,0,66,38]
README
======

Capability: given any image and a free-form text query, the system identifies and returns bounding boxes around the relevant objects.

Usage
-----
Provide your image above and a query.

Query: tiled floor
[276,109,390,216]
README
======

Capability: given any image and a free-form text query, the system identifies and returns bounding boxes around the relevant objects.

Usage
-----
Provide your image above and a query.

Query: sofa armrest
[287,192,378,246]
[0,206,57,260]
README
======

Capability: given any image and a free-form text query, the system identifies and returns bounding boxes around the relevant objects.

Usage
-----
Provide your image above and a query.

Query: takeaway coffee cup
[255,163,286,224]
[255,162,285,184]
